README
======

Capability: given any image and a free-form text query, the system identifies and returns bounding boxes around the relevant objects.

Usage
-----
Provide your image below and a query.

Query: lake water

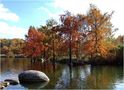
[0,58,124,89]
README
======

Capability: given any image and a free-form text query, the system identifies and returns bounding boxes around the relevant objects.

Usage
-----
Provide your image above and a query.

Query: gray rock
[0,85,5,89]
[0,81,10,89]
[2,82,10,87]
[4,79,19,85]
[20,81,48,89]
[18,70,49,83]
[0,82,5,89]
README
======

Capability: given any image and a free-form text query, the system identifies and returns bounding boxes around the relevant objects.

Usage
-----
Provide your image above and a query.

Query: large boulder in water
[18,70,49,83]
[20,81,48,89]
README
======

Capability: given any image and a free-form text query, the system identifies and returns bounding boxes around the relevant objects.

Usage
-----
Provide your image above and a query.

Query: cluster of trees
[0,5,122,65]
[23,5,123,65]
[0,38,24,57]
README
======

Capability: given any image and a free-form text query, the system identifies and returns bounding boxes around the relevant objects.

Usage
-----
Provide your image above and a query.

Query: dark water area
[0,58,124,89]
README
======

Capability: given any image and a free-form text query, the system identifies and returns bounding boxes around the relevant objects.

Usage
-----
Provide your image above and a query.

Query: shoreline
[0,57,123,66]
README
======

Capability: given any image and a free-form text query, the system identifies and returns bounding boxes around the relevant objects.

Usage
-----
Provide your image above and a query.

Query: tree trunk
[69,32,72,66]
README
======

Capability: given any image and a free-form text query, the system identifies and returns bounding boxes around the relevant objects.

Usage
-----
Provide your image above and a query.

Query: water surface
[0,58,123,89]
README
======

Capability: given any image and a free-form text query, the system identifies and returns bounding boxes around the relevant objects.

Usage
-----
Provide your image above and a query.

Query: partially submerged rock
[18,70,50,83]
[0,82,9,89]
[2,82,10,87]
[0,85,5,89]
[20,81,48,89]
[4,79,19,85]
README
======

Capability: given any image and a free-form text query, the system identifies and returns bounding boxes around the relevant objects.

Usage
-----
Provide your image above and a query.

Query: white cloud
[0,4,26,39]
[53,0,89,14]
[0,4,19,22]
[38,6,62,23]
[0,21,27,39]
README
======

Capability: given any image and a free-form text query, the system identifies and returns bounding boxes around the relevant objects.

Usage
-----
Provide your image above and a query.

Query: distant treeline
[0,38,24,57]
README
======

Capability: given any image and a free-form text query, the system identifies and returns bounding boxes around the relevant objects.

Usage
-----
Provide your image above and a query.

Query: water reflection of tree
[55,65,71,89]
[84,66,123,89]
[54,65,123,89]
[55,65,91,89]
[1,58,31,73]
[1,59,123,89]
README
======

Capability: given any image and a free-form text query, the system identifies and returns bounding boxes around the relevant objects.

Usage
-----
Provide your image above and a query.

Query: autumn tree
[23,26,47,59]
[22,4,119,64]
[1,46,9,54]
[38,19,59,61]
[0,39,24,56]
[52,11,85,65]
[10,39,24,54]
[116,35,124,46]
[83,4,116,59]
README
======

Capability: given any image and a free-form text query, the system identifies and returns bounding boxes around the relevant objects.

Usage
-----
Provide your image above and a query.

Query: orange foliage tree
[23,4,117,62]
[52,11,85,64]
[83,4,116,58]
[38,19,62,61]
[23,26,47,59]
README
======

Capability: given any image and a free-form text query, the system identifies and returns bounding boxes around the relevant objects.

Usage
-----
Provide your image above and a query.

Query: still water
[0,58,124,89]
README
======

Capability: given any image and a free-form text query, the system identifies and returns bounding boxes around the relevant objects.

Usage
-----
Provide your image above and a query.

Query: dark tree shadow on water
[68,64,73,88]
[68,64,72,81]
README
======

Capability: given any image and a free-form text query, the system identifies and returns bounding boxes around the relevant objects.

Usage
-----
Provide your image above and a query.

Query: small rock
[0,82,8,89]
[0,85,5,89]
[3,82,10,87]
[18,70,50,83]
[4,79,19,85]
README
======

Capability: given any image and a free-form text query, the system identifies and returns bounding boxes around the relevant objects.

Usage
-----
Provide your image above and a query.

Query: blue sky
[0,0,124,39]
[1,0,54,27]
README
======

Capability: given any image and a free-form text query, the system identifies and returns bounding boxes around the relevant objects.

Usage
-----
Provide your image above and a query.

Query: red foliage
[23,27,47,58]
